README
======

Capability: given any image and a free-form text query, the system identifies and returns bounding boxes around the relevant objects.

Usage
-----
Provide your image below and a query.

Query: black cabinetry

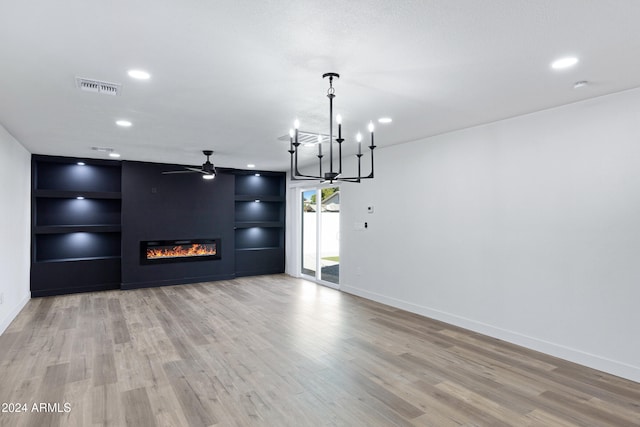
[234,172,285,276]
[31,156,122,296]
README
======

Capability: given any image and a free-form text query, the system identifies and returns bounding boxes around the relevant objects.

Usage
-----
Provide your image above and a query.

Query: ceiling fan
[162,150,216,180]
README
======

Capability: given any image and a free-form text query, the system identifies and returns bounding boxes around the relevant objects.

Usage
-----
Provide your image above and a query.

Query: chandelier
[288,72,376,183]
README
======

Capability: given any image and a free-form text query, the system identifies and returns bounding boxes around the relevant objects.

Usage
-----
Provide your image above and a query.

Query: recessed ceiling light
[77,162,85,166]
[378,117,392,124]
[254,200,261,203]
[247,164,256,168]
[255,173,261,177]
[202,174,215,180]
[115,120,132,127]
[109,152,121,158]
[76,196,85,200]
[128,69,151,80]
[551,56,579,70]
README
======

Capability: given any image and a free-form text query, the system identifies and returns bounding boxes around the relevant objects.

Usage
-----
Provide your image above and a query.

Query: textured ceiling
[1,0,640,171]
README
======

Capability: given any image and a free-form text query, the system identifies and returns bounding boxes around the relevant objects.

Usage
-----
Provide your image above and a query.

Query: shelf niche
[233,171,285,277]
[31,155,122,296]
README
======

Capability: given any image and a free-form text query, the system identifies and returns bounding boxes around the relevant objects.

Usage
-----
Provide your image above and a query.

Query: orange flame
[146,243,217,259]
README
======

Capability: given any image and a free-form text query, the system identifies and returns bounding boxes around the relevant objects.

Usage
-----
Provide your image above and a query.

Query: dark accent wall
[121,161,235,289]
[31,155,285,296]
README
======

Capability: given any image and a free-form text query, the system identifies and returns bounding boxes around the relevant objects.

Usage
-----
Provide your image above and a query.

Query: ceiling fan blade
[185,166,205,173]
[162,151,214,177]
[161,169,198,174]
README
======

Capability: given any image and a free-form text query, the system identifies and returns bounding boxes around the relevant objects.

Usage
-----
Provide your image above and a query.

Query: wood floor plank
[163,361,218,426]
[91,383,123,426]
[0,274,638,426]
[92,353,117,387]
[121,387,156,427]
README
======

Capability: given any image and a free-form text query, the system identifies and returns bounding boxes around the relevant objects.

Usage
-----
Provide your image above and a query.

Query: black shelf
[233,171,286,276]
[31,155,122,296]
[34,225,122,234]
[234,222,283,229]
[235,174,284,198]
[34,231,121,262]
[234,195,285,202]
[34,159,121,192]
[34,189,122,199]
[236,247,282,251]
[35,255,122,263]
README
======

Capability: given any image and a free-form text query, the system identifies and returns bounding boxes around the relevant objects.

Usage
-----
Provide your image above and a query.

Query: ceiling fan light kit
[289,72,376,183]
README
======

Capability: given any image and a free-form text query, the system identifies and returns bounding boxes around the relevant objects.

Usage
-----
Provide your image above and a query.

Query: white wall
[0,124,31,335]
[340,87,640,382]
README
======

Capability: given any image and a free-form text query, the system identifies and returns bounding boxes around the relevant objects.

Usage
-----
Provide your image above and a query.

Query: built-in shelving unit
[31,155,122,297]
[234,171,286,276]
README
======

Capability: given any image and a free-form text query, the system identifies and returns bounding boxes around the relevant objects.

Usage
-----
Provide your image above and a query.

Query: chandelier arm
[293,170,324,180]
[290,152,317,180]
[332,176,367,182]
[291,175,321,181]
[293,146,308,178]
[292,149,322,179]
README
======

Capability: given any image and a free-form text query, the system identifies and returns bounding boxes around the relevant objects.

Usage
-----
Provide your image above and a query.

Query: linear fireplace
[140,238,221,265]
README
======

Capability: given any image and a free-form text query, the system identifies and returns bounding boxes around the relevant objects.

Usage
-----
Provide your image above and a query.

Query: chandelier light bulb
[368,121,374,133]
[336,114,342,124]
[317,134,323,143]
[294,119,300,129]
[289,129,294,138]
[356,132,362,143]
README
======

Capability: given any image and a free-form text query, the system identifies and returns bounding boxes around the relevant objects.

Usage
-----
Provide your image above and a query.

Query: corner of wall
[0,295,30,335]
[0,123,32,335]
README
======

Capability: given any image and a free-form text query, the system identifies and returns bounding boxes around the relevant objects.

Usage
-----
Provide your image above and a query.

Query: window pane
[301,190,317,276]
[320,188,339,284]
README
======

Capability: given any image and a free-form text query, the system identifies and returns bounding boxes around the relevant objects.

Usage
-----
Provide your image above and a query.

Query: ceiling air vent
[91,146,115,153]
[277,131,332,145]
[75,77,122,96]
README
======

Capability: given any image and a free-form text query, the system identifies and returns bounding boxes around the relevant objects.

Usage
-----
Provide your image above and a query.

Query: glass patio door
[301,187,340,285]
[301,189,317,277]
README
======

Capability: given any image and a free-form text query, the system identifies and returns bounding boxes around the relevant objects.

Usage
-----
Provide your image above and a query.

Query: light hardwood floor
[1,275,639,426]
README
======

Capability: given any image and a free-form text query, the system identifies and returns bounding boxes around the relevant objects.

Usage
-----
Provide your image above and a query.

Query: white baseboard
[341,284,640,384]
[0,294,30,336]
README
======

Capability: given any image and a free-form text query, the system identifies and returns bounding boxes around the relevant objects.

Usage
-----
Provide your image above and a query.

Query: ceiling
[1,0,640,171]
